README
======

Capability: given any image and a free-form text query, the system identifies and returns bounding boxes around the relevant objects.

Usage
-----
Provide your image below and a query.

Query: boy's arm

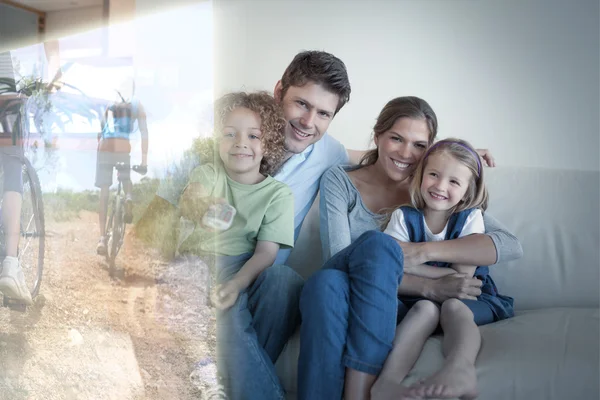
[230,241,280,290]
[179,182,211,221]
[212,241,280,310]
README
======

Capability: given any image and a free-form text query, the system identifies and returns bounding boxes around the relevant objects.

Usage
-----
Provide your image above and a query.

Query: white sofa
[276,166,600,400]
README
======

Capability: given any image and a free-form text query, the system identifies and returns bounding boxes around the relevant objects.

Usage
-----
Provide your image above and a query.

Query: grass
[43,177,161,223]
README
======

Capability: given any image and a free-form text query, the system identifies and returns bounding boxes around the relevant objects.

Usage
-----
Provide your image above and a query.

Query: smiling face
[374,117,430,182]
[275,81,339,156]
[419,151,473,212]
[218,107,264,181]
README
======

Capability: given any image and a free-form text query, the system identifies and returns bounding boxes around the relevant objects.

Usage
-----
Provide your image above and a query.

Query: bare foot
[371,377,422,400]
[406,360,479,399]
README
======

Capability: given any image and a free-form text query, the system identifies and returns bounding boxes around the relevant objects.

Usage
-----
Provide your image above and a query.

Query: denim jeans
[216,253,304,400]
[298,231,404,400]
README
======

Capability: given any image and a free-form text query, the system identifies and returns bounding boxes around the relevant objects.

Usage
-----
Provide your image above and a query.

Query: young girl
[375,138,514,399]
[177,91,294,400]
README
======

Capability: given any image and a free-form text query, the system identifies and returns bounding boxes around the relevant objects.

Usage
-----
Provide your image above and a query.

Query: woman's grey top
[319,165,523,263]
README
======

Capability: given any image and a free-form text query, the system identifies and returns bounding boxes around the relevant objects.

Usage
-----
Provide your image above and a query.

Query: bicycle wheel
[107,195,125,276]
[17,157,45,298]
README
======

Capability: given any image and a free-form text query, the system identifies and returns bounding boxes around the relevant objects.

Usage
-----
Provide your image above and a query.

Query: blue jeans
[298,231,404,400]
[216,253,304,400]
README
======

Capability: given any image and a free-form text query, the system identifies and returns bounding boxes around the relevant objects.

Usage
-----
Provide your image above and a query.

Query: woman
[297,96,523,400]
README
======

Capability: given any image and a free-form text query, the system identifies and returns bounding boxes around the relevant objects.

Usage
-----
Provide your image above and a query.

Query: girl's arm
[450,264,477,277]
[320,167,353,261]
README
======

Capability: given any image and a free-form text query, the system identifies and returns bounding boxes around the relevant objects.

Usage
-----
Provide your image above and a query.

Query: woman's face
[374,117,430,182]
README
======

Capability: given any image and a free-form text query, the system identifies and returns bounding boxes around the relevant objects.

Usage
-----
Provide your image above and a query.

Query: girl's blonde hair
[410,137,488,213]
[213,91,286,176]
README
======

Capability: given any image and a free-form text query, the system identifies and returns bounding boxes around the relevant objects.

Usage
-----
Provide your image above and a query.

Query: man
[95,78,148,256]
[141,51,351,399]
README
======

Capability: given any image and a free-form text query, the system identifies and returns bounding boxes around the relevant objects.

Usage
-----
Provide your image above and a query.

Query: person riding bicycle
[96,77,148,256]
[0,58,33,305]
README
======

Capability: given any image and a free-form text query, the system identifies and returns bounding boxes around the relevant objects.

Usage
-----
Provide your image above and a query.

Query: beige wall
[214,0,600,171]
[45,6,104,41]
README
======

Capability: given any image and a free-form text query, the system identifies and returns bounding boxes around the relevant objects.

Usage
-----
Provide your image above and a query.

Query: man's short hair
[280,50,351,114]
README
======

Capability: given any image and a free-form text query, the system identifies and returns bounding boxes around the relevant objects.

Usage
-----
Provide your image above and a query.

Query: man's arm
[137,103,149,166]
[347,149,366,165]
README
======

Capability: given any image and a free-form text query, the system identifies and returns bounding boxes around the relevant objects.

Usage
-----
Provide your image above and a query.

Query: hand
[210,279,242,310]
[425,274,482,302]
[476,148,496,167]
[397,241,428,267]
[133,164,147,175]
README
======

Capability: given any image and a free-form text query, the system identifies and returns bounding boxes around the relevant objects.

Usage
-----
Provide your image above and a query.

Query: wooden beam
[0,1,46,17]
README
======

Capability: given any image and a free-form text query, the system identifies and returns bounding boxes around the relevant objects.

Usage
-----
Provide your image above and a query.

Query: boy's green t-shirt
[178,163,295,256]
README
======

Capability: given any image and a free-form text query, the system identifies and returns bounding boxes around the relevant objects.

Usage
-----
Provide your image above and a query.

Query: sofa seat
[277,307,600,400]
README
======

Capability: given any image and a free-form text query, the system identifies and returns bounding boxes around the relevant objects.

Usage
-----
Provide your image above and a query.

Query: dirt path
[0,211,217,400]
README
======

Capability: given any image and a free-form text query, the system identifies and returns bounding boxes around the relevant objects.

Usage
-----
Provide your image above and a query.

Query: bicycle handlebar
[115,162,147,175]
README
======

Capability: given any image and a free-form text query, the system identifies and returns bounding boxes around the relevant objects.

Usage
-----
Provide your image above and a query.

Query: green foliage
[43,189,100,222]
[43,177,160,223]
[189,135,217,165]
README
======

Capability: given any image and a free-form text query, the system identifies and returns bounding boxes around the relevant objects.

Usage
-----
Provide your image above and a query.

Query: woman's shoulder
[321,164,357,187]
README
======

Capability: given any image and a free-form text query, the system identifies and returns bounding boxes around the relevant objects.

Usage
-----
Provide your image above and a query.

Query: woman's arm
[398,213,523,267]
[398,274,482,302]
[319,168,353,261]
[405,264,458,279]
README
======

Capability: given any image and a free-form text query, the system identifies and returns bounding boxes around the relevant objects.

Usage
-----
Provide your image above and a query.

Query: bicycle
[104,162,146,276]
[0,153,45,311]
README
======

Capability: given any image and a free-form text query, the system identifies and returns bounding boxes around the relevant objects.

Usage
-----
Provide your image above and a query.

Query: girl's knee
[411,300,441,320]
[441,298,474,318]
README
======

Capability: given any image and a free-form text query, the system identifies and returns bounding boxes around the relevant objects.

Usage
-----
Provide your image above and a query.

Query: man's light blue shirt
[273,133,348,264]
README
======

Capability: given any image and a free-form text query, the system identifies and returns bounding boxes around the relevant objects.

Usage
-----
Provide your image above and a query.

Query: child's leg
[216,255,304,400]
[370,300,440,400]
[408,298,491,399]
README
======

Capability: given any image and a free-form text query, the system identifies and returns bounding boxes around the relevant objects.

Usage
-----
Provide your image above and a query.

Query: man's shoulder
[314,133,346,154]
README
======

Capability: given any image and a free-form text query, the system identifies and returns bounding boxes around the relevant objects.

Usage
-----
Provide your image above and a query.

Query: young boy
[177,92,295,399]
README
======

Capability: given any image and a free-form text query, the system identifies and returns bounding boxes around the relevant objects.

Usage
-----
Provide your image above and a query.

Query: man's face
[275,81,340,156]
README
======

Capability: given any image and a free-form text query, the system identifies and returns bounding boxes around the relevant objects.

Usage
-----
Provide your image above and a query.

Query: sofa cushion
[276,307,599,399]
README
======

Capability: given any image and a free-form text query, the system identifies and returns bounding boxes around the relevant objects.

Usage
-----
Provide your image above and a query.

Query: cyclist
[0,89,33,305]
[96,77,148,256]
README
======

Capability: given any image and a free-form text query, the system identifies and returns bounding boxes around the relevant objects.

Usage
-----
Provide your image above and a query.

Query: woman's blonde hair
[409,137,488,214]
[213,91,286,176]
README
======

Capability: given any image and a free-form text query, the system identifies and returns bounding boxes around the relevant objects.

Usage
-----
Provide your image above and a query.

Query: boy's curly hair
[213,91,287,176]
